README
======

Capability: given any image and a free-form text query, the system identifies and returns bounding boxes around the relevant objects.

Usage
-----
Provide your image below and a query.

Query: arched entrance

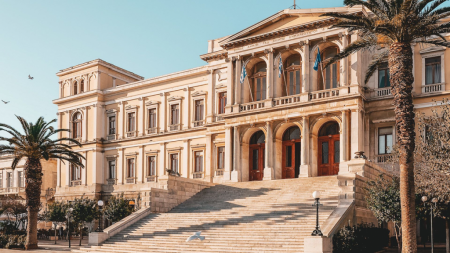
[249,131,265,181]
[282,127,301,179]
[318,122,340,176]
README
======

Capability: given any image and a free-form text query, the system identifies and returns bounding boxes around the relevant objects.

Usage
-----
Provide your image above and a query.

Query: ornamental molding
[125,105,138,110]
[145,101,161,106]
[168,96,183,102]
[191,91,207,97]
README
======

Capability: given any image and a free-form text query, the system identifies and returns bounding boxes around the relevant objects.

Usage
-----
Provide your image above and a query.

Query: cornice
[53,90,103,105]
[200,50,228,62]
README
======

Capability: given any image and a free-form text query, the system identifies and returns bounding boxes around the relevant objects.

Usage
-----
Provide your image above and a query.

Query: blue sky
[0,0,345,131]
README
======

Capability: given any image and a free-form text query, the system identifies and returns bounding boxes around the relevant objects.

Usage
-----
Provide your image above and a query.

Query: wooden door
[249,144,265,181]
[282,141,296,179]
[318,135,340,176]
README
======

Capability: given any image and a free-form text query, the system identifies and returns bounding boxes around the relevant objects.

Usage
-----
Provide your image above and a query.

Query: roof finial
[290,0,298,10]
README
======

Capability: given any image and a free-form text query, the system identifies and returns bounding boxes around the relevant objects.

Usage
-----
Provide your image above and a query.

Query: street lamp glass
[421,196,428,202]
[312,191,321,199]
[98,200,104,207]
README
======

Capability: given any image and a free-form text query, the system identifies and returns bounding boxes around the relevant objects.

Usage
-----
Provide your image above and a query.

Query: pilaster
[263,121,274,181]
[117,148,124,185]
[82,107,88,143]
[159,143,166,177]
[183,88,190,130]
[234,59,242,105]
[223,126,233,181]
[225,59,234,113]
[139,97,145,136]
[350,109,364,159]
[300,116,310,177]
[182,140,190,178]
[118,102,125,139]
[206,71,214,124]
[205,135,212,182]
[302,41,310,94]
[231,126,241,182]
[138,145,144,183]
[160,93,167,133]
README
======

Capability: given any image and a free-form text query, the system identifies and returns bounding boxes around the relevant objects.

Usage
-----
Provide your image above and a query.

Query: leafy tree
[324,1,450,251]
[44,201,67,244]
[365,175,402,252]
[0,116,85,249]
[70,198,99,246]
[103,195,133,223]
[2,200,27,231]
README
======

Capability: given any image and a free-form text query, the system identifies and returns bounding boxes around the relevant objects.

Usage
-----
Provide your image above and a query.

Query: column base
[299,165,310,177]
[230,170,240,182]
[263,167,274,181]
[222,171,231,182]
[300,93,309,102]
[304,236,332,253]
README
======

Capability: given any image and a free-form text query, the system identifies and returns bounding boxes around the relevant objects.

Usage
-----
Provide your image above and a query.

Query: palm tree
[323,0,450,252]
[0,116,84,250]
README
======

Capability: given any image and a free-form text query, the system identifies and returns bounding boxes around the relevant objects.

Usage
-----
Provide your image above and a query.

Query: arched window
[73,81,78,95]
[250,130,265,144]
[284,55,302,96]
[319,121,340,136]
[283,127,301,141]
[318,46,340,90]
[72,112,82,139]
[251,62,267,101]
[80,80,84,93]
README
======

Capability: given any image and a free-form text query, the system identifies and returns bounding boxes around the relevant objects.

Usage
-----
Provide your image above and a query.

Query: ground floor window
[170,154,179,174]
[378,127,393,154]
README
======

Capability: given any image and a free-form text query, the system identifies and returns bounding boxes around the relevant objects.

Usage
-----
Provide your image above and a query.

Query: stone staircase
[75,176,341,253]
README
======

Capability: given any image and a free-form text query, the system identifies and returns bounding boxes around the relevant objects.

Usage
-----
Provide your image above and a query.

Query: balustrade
[309,88,340,100]
[239,101,265,112]
[422,83,444,93]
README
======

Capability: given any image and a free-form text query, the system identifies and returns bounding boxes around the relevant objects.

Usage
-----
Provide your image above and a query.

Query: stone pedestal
[230,170,239,182]
[263,167,274,181]
[304,236,332,253]
[89,232,109,246]
[299,165,310,177]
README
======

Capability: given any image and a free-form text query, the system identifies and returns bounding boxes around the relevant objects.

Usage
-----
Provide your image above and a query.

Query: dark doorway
[282,127,301,179]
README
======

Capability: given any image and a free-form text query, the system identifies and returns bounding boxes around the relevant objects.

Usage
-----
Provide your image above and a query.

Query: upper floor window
[170,154,179,174]
[218,92,227,115]
[108,116,116,135]
[318,46,340,90]
[73,81,78,95]
[251,62,267,101]
[72,112,82,139]
[425,56,441,85]
[108,160,116,179]
[378,127,393,155]
[148,156,156,177]
[378,63,391,88]
[127,112,136,132]
[0,173,2,188]
[148,108,157,129]
[127,158,135,178]
[18,171,24,187]
[6,172,12,188]
[217,147,225,170]
[285,55,302,96]
[70,164,81,182]
[194,100,204,126]
[170,104,180,126]
[80,80,85,93]
[194,151,204,173]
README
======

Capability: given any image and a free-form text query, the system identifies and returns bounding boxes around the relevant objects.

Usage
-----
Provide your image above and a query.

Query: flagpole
[282,67,289,96]
[319,50,326,90]
[246,76,254,102]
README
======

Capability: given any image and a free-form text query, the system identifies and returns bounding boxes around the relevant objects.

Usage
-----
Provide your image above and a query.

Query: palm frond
[324,38,377,69]
[364,51,389,84]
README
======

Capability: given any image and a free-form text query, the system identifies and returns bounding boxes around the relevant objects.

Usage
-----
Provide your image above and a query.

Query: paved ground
[1,239,89,252]
[385,244,447,253]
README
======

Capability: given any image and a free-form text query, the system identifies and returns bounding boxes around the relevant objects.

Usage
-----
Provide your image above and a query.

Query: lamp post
[66,207,73,248]
[96,200,104,232]
[422,196,438,253]
[311,191,323,236]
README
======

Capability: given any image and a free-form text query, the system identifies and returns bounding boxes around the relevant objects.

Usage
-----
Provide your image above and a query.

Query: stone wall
[150,175,214,213]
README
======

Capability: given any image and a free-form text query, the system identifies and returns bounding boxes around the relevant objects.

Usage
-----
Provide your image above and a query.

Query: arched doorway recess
[282,127,301,179]
[318,121,340,176]
[249,131,265,181]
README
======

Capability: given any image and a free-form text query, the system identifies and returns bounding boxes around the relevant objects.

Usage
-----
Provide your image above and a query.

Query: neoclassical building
[52,5,449,204]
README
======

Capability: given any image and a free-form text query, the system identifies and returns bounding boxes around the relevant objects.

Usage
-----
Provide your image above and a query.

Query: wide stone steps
[76,176,341,253]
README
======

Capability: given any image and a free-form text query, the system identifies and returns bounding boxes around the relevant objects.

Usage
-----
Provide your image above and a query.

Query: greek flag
[313,49,322,71]
[240,63,247,84]
[278,55,283,78]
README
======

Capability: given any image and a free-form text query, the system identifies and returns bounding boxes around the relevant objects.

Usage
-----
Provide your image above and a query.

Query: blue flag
[240,63,247,84]
[313,49,322,71]
[278,55,283,78]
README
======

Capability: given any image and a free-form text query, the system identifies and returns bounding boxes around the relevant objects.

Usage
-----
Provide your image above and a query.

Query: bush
[0,234,26,249]
[333,223,389,253]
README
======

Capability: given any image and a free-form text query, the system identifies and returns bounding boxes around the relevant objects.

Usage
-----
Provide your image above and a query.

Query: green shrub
[333,223,389,253]
[0,234,26,249]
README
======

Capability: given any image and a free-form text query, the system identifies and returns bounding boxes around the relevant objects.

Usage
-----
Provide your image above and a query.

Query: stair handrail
[103,207,152,238]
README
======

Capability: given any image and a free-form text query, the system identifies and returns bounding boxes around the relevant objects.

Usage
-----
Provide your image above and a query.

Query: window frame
[216,145,225,173]
[145,101,160,134]
[169,103,181,131]
[425,56,442,85]
[169,152,180,175]
[284,55,302,96]
[71,112,82,140]
[318,46,340,90]
[218,92,227,115]
[193,99,205,127]
[375,125,395,155]
[378,63,391,88]
[420,49,445,89]
[126,158,135,179]
[251,62,267,101]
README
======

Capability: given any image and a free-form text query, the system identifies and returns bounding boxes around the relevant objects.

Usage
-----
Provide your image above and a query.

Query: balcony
[422,83,444,93]
[107,178,117,185]
[240,101,265,112]
[373,87,392,97]
[309,87,340,100]
[0,187,25,194]
[273,94,303,106]
[146,176,156,182]
[193,120,204,127]
[215,170,224,176]
[169,124,181,131]
[147,128,158,134]
[107,134,116,141]
[126,177,136,184]
[70,180,81,187]
[193,172,203,179]
[126,131,137,138]
[374,154,393,163]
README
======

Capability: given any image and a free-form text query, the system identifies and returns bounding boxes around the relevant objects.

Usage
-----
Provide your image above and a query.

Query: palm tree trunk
[389,42,417,253]
[24,158,43,250]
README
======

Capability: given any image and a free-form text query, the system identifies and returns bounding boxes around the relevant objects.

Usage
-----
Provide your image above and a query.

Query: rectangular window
[170,154,179,173]
[262,77,267,100]
[286,146,292,167]
[127,158,135,178]
[148,109,157,129]
[109,160,116,179]
[322,142,329,164]
[127,112,136,132]
[334,141,340,163]
[171,104,179,125]
[109,116,116,135]
[218,92,227,114]
[71,164,81,181]
[194,151,204,173]
[252,149,259,170]
[217,147,225,170]
[256,78,261,101]
[0,173,2,188]
[6,172,12,188]
[289,72,294,95]
[425,56,441,85]
[378,127,393,154]
[195,100,204,122]
[378,63,391,88]
[295,70,301,94]
[18,171,24,187]
[148,156,156,176]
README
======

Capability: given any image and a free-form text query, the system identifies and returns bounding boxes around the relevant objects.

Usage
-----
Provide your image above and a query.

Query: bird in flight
[28,75,34,80]
[186,231,205,242]
[2,100,10,104]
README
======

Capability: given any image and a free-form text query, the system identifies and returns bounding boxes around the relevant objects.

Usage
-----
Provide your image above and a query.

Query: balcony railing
[309,88,340,100]
[374,87,392,97]
[126,131,137,138]
[0,187,25,194]
[374,154,393,163]
[193,120,204,127]
[169,124,180,131]
[240,101,265,112]
[147,128,157,134]
[193,172,203,179]
[216,115,224,121]
[273,94,302,106]
[215,170,224,176]
[107,178,117,185]
[422,83,444,93]
[126,177,136,184]
[70,180,81,187]
[107,134,116,141]
[146,176,156,182]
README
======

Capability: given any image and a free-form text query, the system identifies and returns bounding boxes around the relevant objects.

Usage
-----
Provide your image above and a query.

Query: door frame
[317,134,340,176]
[282,140,301,179]
[249,143,265,181]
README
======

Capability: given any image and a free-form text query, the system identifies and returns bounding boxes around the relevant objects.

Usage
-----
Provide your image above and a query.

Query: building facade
[53,6,450,205]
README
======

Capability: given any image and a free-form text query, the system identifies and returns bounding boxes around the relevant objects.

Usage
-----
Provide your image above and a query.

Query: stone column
[235,59,242,105]
[117,148,124,185]
[182,140,190,178]
[160,93,166,133]
[351,109,364,158]
[350,33,360,87]
[266,50,274,107]
[13,169,19,188]
[183,88,190,130]
[225,59,234,113]
[342,35,349,87]
[118,102,125,139]
[340,110,348,163]
[136,146,144,183]
[223,126,233,181]
[205,135,212,181]
[139,98,145,136]
[65,162,70,186]
[159,143,166,178]
[82,107,88,143]
[92,150,103,185]
[263,121,274,181]
[206,71,214,124]
[300,116,310,177]
[302,42,310,93]
[82,151,87,186]
[231,126,240,182]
